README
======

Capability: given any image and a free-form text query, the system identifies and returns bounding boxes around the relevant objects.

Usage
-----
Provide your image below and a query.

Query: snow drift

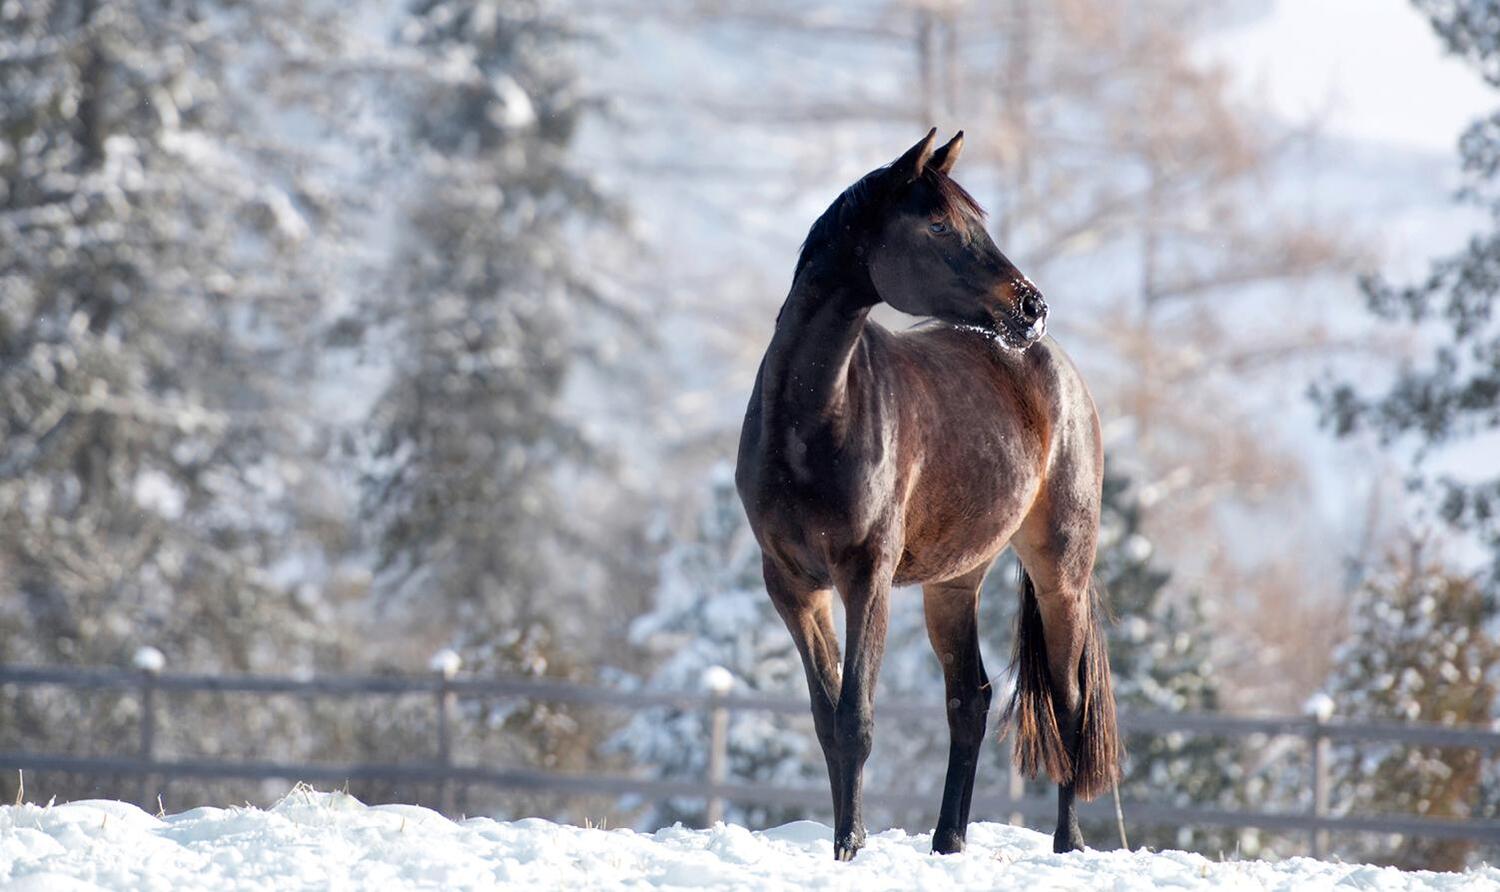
[0,788,1493,891]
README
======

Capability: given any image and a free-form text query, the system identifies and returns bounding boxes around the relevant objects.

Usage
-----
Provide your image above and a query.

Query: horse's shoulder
[1019,335,1072,379]
[1023,337,1100,461]
[1024,337,1091,399]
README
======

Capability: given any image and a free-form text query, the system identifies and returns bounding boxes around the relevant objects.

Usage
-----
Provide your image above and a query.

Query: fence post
[1007,748,1025,826]
[1306,693,1334,859]
[133,647,165,811]
[702,666,734,827]
[430,649,462,816]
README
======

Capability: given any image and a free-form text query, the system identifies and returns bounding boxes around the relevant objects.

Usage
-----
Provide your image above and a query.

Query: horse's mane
[793,165,986,277]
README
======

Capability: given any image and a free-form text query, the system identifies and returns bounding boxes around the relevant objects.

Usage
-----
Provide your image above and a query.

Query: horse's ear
[931,130,963,175]
[889,127,938,183]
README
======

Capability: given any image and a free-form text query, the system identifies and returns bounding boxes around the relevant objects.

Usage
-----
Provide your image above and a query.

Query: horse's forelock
[926,168,986,223]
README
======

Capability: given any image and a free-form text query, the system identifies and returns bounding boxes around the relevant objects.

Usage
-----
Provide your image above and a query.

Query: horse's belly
[893,476,1036,586]
[893,529,1012,586]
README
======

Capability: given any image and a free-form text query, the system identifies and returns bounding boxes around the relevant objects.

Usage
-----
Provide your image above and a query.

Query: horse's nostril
[1020,290,1046,322]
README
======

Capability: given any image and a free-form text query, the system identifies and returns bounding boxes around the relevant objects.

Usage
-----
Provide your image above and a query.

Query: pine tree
[0,0,358,803]
[1322,540,1500,870]
[355,0,649,818]
[0,0,351,668]
[610,467,819,827]
[362,0,642,666]
[1308,2,1500,868]
[1075,472,1246,852]
[1314,0,1500,586]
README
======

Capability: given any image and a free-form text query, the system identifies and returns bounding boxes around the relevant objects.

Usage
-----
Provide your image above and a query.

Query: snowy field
[0,789,1494,891]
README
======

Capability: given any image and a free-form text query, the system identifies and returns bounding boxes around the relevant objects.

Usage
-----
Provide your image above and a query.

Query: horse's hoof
[833,830,865,861]
[931,827,966,854]
[1052,829,1086,853]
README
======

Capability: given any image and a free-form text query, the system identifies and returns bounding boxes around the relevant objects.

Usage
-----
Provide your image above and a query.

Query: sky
[1208,0,1496,155]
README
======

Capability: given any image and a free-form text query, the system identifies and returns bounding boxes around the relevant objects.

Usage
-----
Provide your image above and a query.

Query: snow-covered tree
[610,468,819,827]
[1315,0,1500,588]
[1095,472,1248,853]
[361,0,647,669]
[1307,2,1500,869]
[0,0,364,804]
[0,0,346,661]
[348,0,653,818]
[1321,539,1499,871]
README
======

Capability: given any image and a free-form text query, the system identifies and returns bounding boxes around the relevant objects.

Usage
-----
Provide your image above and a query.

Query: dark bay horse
[735,129,1119,860]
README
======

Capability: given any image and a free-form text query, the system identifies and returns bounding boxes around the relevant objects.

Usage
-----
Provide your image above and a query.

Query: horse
[734,129,1120,860]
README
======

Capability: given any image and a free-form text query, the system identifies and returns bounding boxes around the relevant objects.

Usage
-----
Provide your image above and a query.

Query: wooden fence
[3,659,1499,859]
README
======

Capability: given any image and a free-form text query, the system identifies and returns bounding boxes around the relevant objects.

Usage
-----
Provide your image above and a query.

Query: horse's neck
[761,266,876,433]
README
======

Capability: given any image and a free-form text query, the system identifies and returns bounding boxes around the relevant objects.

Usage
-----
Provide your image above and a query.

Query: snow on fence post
[133,647,165,810]
[1305,693,1334,859]
[702,666,734,827]
[430,649,462,816]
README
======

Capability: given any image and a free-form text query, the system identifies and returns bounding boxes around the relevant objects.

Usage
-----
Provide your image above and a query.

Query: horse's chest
[738,436,899,575]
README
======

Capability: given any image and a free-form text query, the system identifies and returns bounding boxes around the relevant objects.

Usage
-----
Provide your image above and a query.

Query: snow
[1304,692,1336,722]
[132,470,185,521]
[1,789,1495,891]
[489,74,536,130]
[700,665,734,695]
[130,647,165,675]
[428,648,463,678]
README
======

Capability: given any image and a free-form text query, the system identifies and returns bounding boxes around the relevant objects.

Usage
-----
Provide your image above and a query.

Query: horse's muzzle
[988,281,1045,350]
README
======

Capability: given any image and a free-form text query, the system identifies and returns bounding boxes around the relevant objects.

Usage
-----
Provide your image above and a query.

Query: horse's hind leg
[1011,500,1120,853]
[923,559,994,855]
[762,558,845,833]
[1019,567,1087,851]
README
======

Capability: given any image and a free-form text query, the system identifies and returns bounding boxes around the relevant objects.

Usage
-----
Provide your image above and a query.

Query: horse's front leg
[763,559,845,833]
[829,558,894,861]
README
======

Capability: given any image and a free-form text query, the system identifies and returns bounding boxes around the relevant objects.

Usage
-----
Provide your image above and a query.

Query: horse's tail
[1002,565,1121,801]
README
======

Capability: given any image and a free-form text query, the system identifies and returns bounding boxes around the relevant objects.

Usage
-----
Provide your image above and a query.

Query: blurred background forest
[4,0,1500,871]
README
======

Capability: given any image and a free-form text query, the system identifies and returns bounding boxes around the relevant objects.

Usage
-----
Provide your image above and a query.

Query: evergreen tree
[1314,0,1500,585]
[1309,2,1500,868]
[0,0,338,667]
[363,0,643,667]
[1087,472,1247,852]
[610,467,818,827]
[0,0,357,802]
[1322,540,1499,871]
[356,0,649,819]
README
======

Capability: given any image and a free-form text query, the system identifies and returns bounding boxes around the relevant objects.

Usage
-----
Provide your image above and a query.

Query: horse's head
[801,129,1047,351]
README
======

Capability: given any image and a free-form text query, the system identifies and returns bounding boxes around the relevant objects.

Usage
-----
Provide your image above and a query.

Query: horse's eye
[929,221,949,234]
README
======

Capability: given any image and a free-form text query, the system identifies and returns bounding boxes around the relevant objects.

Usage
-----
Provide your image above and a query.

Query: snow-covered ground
[0,789,1494,891]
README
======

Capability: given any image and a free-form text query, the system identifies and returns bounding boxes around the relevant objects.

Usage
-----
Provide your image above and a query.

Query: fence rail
[3,661,1499,857]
